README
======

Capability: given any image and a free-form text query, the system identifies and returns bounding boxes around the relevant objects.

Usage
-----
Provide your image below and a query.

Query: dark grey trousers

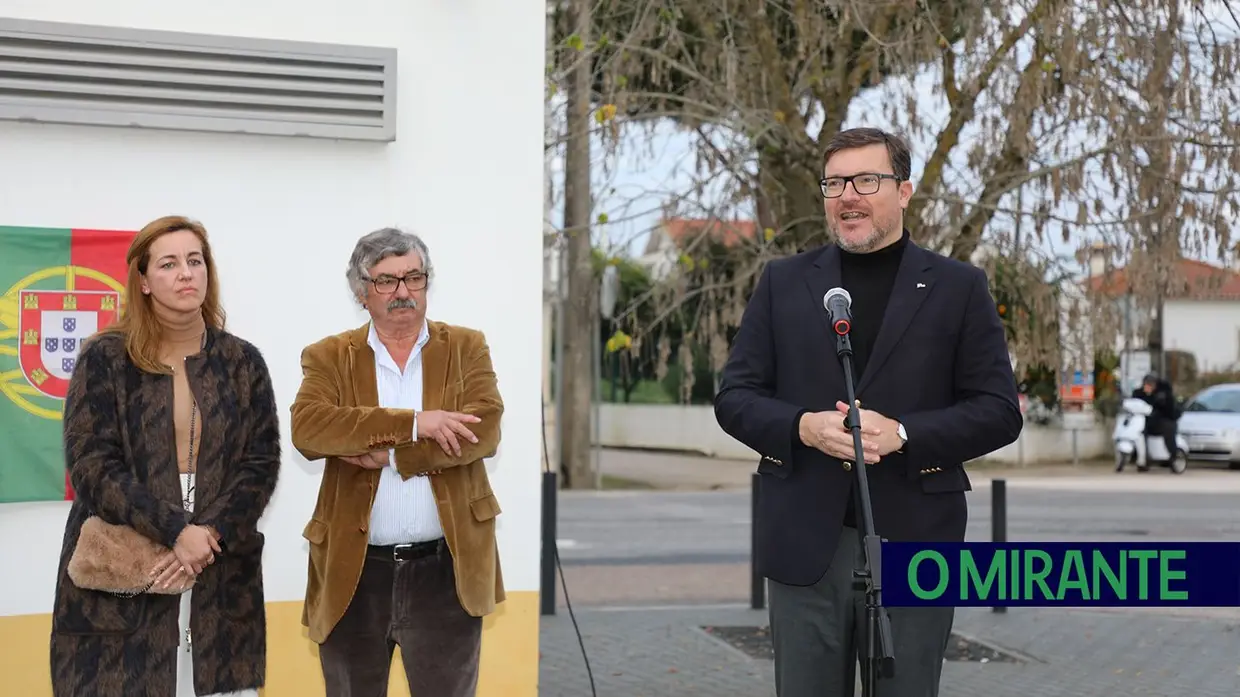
[319,539,482,697]
[767,527,955,697]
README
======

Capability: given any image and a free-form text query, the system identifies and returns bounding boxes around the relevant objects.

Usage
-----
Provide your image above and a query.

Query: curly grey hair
[345,227,434,301]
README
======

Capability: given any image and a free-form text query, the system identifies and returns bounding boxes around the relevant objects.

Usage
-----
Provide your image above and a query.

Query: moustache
[387,297,419,311]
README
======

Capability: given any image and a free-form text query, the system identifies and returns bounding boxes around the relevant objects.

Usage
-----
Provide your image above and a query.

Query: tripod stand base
[854,534,896,694]
[859,602,896,683]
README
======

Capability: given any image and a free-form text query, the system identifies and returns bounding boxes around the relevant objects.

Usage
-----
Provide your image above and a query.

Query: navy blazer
[714,240,1022,586]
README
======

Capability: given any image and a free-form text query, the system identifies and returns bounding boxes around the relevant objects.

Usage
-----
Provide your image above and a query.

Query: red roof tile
[654,218,760,251]
[1087,258,1240,300]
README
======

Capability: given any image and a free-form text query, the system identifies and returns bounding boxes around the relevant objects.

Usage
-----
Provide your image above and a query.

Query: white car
[1177,383,1240,470]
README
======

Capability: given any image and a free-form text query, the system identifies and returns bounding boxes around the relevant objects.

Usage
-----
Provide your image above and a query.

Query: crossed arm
[289,344,417,461]
[392,341,503,477]
[290,334,504,479]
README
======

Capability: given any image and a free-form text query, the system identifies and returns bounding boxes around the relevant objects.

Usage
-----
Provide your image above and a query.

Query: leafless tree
[544,0,1240,396]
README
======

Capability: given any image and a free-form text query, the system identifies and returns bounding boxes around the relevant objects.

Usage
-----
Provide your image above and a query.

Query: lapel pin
[916,282,926,289]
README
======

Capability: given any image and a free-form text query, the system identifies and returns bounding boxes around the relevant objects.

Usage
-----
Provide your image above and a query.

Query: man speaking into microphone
[714,127,1022,697]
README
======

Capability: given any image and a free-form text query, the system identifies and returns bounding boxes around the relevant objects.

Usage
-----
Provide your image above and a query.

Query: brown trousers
[319,539,482,697]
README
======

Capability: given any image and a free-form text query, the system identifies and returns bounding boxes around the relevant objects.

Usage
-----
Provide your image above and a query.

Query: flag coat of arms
[0,226,135,503]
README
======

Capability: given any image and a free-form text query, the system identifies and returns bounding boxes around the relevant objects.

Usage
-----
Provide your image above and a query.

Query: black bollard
[992,478,1006,614]
[751,472,765,610]
[540,470,557,616]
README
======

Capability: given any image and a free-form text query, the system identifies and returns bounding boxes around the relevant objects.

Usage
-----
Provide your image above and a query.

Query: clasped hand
[798,400,903,464]
[341,410,482,470]
[150,524,221,591]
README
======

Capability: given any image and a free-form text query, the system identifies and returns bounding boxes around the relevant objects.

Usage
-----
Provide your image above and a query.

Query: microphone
[823,287,852,336]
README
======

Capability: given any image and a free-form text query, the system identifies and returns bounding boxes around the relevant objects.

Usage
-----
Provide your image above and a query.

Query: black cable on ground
[541,399,597,696]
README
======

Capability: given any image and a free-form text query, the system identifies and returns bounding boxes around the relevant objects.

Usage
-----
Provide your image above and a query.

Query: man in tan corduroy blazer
[290,227,504,697]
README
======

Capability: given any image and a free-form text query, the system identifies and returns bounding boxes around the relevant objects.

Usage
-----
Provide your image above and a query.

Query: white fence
[582,403,1110,465]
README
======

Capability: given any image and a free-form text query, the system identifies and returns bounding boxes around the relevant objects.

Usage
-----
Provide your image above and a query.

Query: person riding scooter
[1131,373,1179,465]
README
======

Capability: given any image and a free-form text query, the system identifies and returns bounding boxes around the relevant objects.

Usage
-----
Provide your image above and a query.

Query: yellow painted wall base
[0,591,539,697]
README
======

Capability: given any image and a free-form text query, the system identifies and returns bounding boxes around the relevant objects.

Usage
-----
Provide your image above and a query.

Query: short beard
[832,220,893,254]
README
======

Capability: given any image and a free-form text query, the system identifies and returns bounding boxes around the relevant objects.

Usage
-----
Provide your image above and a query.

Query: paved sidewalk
[596,447,1158,492]
[545,449,1240,695]
[539,604,1240,696]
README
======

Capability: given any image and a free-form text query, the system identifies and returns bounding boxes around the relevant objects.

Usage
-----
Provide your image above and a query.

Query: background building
[0,4,544,696]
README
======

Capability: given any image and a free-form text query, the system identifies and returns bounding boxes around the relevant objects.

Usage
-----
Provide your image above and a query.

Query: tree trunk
[756,145,825,252]
[560,0,596,490]
[1139,0,1179,381]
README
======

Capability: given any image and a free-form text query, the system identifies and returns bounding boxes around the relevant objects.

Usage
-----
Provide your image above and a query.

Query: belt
[367,539,443,562]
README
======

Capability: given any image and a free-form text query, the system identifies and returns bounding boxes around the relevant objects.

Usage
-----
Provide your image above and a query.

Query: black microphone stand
[835,327,896,695]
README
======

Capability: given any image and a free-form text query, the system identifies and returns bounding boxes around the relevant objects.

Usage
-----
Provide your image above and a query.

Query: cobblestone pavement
[539,604,1240,696]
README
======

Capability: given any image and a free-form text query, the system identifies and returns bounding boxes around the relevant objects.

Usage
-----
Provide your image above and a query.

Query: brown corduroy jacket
[290,320,506,644]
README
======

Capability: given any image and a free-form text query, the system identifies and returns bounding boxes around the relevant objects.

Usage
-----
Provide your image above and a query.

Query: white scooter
[1113,397,1188,474]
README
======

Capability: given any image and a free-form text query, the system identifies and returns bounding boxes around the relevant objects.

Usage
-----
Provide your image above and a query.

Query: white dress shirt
[366,320,445,545]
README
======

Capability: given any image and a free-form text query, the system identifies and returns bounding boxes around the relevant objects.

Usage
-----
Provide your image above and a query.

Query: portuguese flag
[0,226,135,503]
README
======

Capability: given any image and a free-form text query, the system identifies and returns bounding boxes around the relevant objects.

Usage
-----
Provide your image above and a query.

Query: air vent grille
[0,18,397,141]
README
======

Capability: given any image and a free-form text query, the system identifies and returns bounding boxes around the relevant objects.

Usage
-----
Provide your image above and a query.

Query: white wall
[595,403,1111,465]
[1164,299,1240,373]
[0,0,543,621]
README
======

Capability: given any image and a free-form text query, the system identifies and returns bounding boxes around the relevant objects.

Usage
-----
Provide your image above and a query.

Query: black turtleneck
[839,228,908,528]
[839,229,909,379]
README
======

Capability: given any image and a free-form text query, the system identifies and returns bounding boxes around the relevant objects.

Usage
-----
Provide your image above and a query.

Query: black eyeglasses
[820,173,902,198]
[369,272,428,294]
